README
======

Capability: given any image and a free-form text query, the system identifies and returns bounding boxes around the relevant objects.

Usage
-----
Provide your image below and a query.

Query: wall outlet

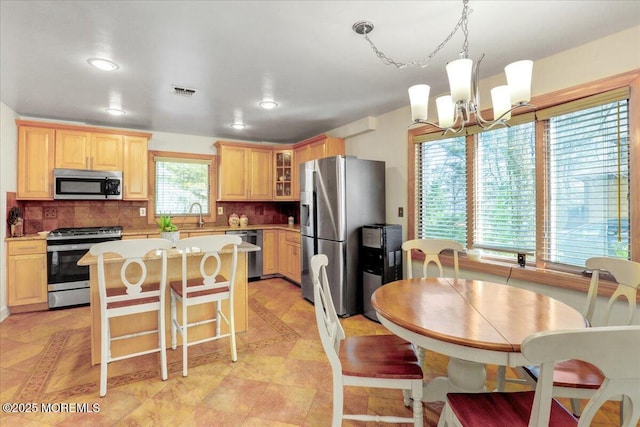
[217,206,224,215]
[139,207,146,217]
[398,207,404,217]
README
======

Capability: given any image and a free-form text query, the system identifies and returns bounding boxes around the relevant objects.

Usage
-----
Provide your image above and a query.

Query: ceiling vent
[172,85,196,97]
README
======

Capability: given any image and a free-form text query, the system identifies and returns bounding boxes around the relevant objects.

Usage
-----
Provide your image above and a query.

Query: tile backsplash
[5,192,298,234]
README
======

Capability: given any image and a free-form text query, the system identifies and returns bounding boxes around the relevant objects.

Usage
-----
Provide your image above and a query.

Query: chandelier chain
[360,0,472,69]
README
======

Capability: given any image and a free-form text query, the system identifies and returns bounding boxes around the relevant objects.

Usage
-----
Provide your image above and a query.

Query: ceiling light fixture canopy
[353,0,533,133]
[87,57,120,71]
[231,122,246,130]
[105,108,125,116]
[259,100,278,110]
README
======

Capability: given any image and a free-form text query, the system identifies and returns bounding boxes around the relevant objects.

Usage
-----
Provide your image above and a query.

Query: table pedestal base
[423,357,487,402]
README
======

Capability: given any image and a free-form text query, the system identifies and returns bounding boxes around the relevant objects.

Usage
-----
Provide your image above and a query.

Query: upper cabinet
[56,130,123,171]
[215,141,273,201]
[273,149,294,200]
[215,135,344,202]
[16,120,151,200]
[17,125,55,199]
[123,136,148,200]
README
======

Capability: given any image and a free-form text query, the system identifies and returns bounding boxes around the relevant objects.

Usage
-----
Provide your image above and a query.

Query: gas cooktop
[47,226,123,240]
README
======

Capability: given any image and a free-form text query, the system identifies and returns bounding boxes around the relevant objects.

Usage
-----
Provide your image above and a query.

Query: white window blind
[543,97,629,267]
[154,157,210,215]
[474,122,536,254]
[415,135,467,244]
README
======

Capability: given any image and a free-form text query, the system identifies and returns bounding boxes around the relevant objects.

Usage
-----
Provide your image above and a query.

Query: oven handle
[47,243,95,252]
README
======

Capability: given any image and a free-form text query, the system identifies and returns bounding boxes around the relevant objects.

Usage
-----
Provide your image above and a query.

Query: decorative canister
[288,216,294,226]
[239,213,248,227]
[228,212,239,227]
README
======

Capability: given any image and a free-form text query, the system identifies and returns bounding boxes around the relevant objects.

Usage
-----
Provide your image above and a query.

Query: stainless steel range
[46,226,122,308]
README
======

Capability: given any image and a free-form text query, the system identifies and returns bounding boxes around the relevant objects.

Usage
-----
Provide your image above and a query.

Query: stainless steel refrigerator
[300,156,385,316]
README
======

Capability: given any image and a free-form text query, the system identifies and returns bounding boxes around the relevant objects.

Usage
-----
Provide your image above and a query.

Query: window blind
[542,98,629,267]
[474,122,536,254]
[155,157,210,215]
[415,135,467,244]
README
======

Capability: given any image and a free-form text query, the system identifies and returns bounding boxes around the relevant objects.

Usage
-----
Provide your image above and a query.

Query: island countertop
[78,241,260,266]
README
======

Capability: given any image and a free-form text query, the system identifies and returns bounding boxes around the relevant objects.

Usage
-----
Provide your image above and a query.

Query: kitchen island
[78,241,260,365]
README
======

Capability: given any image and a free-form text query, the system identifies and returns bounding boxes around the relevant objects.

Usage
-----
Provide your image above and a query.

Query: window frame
[407,69,640,298]
[147,150,217,227]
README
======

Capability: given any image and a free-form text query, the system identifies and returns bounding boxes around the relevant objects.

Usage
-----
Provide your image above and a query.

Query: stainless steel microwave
[53,169,123,200]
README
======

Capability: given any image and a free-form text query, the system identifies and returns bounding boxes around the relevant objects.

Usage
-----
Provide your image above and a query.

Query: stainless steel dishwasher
[225,229,263,280]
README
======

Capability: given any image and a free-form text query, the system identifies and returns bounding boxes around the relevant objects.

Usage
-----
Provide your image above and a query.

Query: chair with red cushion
[519,257,640,418]
[91,238,173,397]
[311,254,424,427]
[438,325,640,427]
[169,234,242,377]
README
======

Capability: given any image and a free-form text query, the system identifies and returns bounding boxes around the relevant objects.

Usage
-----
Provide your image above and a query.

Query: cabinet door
[278,229,287,274]
[17,126,55,199]
[293,146,310,201]
[309,140,326,160]
[284,241,301,283]
[262,229,279,275]
[274,150,293,200]
[218,145,248,200]
[248,147,273,200]
[91,133,123,171]
[8,253,48,306]
[55,130,91,169]
[123,136,148,200]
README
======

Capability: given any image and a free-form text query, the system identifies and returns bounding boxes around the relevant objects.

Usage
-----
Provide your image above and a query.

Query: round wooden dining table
[371,277,588,402]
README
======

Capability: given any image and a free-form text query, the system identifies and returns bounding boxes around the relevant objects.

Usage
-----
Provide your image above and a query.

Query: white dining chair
[169,234,242,377]
[518,257,640,420]
[91,238,172,397]
[401,238,465,368]
[311,254,424,427]
[438,325,640,427]
[402,238,465,280]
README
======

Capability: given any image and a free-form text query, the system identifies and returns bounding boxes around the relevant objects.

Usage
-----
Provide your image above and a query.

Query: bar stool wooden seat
[169,234,242,377]
[90,238,172,397]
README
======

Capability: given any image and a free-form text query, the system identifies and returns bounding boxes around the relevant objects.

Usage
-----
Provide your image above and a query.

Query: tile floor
[0,278,620,426]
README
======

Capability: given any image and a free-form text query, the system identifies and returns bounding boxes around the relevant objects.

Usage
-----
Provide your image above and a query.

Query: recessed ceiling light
[105,108,126,116]
[231,122,246,130]
[259,100,278,110]
[87,57,119,71]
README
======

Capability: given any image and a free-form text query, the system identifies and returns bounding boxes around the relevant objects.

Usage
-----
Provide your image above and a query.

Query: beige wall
[343,25,640,242]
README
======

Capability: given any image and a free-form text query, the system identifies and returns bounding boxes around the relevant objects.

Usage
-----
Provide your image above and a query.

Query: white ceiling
[1,1,639,144]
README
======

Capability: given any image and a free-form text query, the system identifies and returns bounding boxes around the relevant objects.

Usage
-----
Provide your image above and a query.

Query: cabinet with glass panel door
[273,149,294,200]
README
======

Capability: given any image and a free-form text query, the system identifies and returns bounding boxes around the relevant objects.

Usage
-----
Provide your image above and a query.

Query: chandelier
[353,0,533,133]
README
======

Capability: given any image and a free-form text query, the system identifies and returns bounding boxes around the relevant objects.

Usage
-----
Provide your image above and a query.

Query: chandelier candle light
[353,0,533,133]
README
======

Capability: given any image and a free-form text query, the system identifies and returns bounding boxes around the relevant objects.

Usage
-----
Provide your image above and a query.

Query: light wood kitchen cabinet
[7,240,48,307]
[293,134,344,200]
[273,149,294,200]
[17,124,55,199]
[215,141,273,200]
[280,230,301,283]
[55,131,123,171]
[262,229,279,275]
[123,136,148,200]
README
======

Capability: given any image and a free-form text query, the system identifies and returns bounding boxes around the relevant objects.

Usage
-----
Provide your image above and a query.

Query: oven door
[47,242,93,286]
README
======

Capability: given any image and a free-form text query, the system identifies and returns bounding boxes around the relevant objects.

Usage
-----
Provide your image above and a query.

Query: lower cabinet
[7,240,48,307]
[262,229,279,276]
[281,230,301,283]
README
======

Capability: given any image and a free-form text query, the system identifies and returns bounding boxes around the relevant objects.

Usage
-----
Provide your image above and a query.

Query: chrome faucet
[188,202,204,228]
